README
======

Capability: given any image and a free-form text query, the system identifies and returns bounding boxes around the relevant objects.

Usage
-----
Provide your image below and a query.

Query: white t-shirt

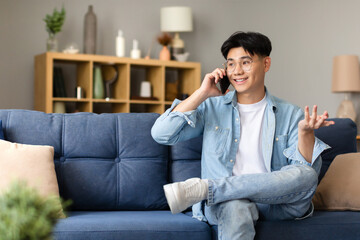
[232,95,268,176]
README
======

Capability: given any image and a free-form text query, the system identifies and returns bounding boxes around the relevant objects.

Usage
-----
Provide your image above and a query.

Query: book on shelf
[53,67,67,98]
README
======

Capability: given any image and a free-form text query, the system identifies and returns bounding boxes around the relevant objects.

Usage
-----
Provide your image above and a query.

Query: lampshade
[332,55,360,92]
[160,6,193,32]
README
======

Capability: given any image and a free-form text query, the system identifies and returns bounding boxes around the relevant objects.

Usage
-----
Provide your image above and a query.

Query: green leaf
[0,181,71,240]
[44,6,66,35]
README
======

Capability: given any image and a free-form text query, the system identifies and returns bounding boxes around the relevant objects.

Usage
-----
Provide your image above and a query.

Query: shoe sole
[163,183,182,214]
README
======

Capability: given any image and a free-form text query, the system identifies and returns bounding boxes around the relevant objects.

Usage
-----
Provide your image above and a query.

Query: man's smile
[233,77,248,84]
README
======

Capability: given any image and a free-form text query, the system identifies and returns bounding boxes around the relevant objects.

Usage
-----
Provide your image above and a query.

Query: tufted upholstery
[0,110,168,210]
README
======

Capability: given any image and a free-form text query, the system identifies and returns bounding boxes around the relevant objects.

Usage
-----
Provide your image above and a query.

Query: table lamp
[332,55,360,121]
[160,6,193,55]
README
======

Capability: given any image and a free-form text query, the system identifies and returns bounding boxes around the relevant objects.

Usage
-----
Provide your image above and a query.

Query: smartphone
[219,75,230,94]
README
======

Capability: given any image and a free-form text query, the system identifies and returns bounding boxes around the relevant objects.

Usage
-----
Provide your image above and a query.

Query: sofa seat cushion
[53,211,211,240]
[211,211,360,240]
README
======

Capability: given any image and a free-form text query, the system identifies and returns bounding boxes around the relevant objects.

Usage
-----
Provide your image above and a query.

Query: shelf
[92,99,127,103]
[34,52,201,114]
[130,100,160,104]
[53,97,90,102]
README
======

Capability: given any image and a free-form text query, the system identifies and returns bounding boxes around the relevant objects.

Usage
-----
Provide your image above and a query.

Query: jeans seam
[218,204,224,240]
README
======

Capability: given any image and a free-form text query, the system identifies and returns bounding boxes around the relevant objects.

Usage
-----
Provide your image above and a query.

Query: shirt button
[188,121,191,125]
[276,137,279,141]
[236,118,239,121]
[230,159,234,163]
[234,139,238,142]
[215,126,219,130]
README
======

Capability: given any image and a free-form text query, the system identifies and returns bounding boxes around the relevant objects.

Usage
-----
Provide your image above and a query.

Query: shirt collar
[222,87,278,113]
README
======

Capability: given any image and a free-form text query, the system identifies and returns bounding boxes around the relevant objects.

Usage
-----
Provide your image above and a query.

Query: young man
[151,31,334,240]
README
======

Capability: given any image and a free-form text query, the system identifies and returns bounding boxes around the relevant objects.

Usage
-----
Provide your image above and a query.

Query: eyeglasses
[223,58,254,73]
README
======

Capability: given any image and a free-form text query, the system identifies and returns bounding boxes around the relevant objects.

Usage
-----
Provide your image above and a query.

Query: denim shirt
[151,89,330,221]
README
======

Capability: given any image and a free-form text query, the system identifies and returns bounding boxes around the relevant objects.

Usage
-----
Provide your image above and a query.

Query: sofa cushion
[210,211,360,240]
[313,153,360,211]
[0,139,64,217]
[0,110,168,211]
[170,136,202,182]
[314,118,357,181]
[53,211,211,240]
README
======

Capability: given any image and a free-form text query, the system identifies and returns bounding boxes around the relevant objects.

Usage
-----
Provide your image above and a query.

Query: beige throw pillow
[313,152,360,211]
[0,139,64,217]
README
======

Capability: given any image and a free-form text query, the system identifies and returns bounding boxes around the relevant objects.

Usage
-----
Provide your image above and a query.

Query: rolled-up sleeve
[151,99,205,145]
[283,137,330,172]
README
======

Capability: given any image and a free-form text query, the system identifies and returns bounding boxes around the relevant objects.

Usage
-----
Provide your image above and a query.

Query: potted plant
[43,6,66,52]
[0,181,69,240]
[157,32,172,61]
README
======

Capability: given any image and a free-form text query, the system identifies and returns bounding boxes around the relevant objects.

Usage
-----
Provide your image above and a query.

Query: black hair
[221,31,272,59]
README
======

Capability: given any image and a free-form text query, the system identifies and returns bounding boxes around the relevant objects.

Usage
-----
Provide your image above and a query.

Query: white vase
[140,81,151,98]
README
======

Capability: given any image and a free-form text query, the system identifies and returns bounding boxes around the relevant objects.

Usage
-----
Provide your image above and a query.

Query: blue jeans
[204,164,318,240]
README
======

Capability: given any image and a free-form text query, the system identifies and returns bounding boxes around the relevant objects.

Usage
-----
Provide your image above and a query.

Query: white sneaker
[163,178,208,214]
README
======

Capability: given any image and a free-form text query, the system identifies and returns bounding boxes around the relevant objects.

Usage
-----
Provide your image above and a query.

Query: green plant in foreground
[0,181,69,240]
[43,7,66,36]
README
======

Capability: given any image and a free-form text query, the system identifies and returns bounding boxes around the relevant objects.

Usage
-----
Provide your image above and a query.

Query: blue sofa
[0,109,359,240]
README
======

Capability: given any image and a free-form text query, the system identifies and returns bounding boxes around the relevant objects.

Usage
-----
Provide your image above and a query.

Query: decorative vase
[53,102,66,113]
[140,81,152,98]
[47,33,58,52]
[159,46,171,61]
[93,66,104,99]
[104,65,119,99]
[84,5,97,54]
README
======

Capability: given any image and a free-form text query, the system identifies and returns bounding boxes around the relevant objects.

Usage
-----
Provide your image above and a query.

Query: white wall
[1,0,360,126]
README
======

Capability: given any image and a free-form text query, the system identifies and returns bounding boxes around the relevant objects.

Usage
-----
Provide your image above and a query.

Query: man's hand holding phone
[172,68,229,113]
[199,68,229,98]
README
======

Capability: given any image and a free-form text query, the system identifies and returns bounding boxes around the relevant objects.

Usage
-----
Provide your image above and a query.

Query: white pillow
[0,139,64,217]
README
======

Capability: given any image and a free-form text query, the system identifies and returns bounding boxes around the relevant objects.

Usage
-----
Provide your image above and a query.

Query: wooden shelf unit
[34,52,201,114]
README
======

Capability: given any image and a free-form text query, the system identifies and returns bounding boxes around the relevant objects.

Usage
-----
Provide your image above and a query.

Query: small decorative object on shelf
[174,52,190,62]
[76,86,85,99]
[103,65,119,100]
[63,42,79,54]
[53,102,66,113]
[93,66,104,99]
[130,40,141,59]
[116,30,125,57]
[84,5,97,54]
[157,32,172,61]
[43,6,66,52]
[140,81,152,98]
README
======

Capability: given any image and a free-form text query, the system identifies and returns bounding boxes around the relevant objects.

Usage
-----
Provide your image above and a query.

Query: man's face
[226,47,271,103]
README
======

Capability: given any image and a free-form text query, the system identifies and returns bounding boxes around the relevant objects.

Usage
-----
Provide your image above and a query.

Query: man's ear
[264,57,271,72]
